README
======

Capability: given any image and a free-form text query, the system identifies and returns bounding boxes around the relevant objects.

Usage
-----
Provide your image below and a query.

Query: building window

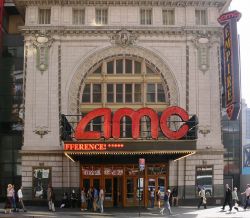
[162,9,175,25]
[107,61,114,74]
[196,166,213,197]
[116,59,123,74]
[82,84,102,103]
[96,8,108,25]
[195,9,207,25]
[105,83,142,104]
[73,9,85,25]
[140,9,152,25]
[134,84,142,102]
[125,84,132,103]
[107,84,114,103]
[147,84,156,102]
[116,84,123,103]
[157,84,165,102]
[81,56,170,105]
[39,9,51,24]
[125,59,132,74]
[92,84,102,102]
[134,61,141,74]
[147,83,166,103]
[82,84,90,103]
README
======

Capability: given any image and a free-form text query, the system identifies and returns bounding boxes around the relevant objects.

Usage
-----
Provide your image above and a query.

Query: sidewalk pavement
[0,204,250,218]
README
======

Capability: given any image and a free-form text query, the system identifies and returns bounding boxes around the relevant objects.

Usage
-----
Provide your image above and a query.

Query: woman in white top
[4,184,13,214]
[99,187,105,213]
[197,186,207,209]
[80,188,86,211]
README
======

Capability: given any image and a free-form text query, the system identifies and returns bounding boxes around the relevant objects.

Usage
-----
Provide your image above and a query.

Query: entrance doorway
[81,164,168,207]
[114,177,122,207]
[82,178,101,190]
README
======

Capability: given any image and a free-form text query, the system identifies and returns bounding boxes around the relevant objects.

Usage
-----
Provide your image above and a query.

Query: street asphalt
[0,205,250,218]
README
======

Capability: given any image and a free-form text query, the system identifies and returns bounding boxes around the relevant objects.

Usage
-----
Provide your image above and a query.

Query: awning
[64,140,196,163]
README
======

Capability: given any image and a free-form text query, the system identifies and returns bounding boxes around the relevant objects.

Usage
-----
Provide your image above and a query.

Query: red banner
[220,11,241,120]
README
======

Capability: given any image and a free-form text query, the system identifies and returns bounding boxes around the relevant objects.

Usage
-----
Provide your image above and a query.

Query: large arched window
[81,55,170,105]
[80,55,171,139]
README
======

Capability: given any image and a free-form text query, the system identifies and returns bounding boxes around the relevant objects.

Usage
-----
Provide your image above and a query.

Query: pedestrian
[47,185,56,212]
[149,188,155,208]
[70,189,77,208]
[60,192,69,208]
[221,184,232,212]
[99,187,105,213]
[232,187,239,211]
[87,187,93,210]
[197,186,207,209]
[241,184,250,210]
[93,187,99,212]
[156,187,161,209]
[171,187,178,207]
[160,189,172,215]
[4,184,13,214]
[17,186,27,212]
[80,188,87,211]
[12,185,18,212]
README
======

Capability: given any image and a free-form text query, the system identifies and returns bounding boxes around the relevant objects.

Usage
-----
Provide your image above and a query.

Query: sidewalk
[0,205,250,218]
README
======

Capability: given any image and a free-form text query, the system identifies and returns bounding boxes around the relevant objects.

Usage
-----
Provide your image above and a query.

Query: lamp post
[139,158,145,217]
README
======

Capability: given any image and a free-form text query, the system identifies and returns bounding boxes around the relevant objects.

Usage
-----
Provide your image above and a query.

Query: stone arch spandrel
[67,46,180,115]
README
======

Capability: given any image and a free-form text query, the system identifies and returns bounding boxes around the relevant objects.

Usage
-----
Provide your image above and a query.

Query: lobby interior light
[173,152,196,162]
[64,153,75,162]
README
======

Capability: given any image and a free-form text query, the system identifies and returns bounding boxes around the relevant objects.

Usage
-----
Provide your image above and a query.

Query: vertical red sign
[218,11,241,120]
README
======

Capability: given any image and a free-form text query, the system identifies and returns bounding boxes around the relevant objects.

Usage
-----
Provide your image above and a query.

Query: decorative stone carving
[199,125,211,137]
[192,33,212,73]
[110,30,137,47]
[20,26,222,38]
[31,32,53,72]
[14,0,227,8]
[34,126,50,138]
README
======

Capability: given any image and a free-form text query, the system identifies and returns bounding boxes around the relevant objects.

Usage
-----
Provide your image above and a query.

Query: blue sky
[230,0,250,106]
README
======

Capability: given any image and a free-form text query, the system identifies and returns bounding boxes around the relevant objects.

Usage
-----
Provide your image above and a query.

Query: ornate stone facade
[15,0,226,204]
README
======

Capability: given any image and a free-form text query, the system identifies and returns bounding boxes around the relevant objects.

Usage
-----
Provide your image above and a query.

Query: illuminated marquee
[64,143,124,151]
[218,11,241,120]
[75,106,190,140]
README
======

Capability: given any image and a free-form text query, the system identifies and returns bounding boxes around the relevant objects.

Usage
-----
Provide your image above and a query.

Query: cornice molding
[14,0,227,8]
[20,25,222,37]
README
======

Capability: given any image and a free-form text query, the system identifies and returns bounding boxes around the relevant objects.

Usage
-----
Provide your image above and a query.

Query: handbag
[202,197,207,204]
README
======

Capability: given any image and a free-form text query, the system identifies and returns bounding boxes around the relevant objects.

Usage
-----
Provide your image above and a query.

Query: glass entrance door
[104,178,113,207]
[93,178,100,190]
[147,176,166,207]
[83,178,90,190]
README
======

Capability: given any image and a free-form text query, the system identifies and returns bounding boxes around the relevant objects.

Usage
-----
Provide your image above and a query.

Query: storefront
[63,106,196,207]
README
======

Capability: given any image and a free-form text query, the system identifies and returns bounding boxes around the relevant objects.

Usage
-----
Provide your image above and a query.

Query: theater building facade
[16,0,227,206]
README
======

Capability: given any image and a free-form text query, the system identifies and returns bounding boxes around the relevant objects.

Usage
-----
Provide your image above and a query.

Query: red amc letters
[75,106,189,140]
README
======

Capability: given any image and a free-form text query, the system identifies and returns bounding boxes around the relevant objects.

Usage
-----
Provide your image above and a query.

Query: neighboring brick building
[13,0,229,206]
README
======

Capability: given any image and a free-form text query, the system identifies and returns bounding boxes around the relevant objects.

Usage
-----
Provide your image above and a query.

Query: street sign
[139,158,145,171]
